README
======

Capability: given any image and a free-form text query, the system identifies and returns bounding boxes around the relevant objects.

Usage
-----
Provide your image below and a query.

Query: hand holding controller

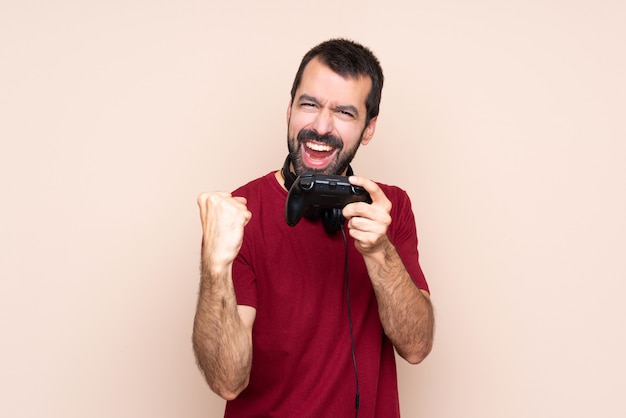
[285,173,372,228]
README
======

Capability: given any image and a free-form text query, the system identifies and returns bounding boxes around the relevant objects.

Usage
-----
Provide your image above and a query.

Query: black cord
[340,225,360,418]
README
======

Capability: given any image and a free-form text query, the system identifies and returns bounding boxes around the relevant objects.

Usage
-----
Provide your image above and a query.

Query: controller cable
[340,224,360,418]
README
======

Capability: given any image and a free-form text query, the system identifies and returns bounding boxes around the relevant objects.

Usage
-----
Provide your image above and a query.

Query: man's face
[287,58,377,176]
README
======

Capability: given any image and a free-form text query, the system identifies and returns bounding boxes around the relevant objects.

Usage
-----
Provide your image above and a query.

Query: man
[193,39,434,417]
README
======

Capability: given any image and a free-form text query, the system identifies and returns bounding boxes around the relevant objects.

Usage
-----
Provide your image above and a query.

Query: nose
[311,108,333,136]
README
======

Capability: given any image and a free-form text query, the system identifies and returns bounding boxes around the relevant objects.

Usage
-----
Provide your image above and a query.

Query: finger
[209,193,252,229]
[198,191,232,209]
[229,196,252,225]
[348,215,387,235]
[197,191,234,229]
[343,199,391,226]
[347,227,379,251]
[197,192,210,228]
[342,201,369,220]
[348,176,391,210]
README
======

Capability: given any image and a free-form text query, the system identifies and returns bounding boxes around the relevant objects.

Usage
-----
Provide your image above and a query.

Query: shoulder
[231,171,287,219]
[375,181,412,207]
[375,182,417,237]
[232,172,283,198]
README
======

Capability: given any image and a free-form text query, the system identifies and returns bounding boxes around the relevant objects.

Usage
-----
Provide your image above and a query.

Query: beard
[287,128,363,176]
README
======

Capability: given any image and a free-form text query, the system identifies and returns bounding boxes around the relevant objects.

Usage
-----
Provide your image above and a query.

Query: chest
[246,213,373,332]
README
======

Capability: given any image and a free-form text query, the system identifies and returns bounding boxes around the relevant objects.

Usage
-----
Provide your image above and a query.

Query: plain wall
[1,1,624,417]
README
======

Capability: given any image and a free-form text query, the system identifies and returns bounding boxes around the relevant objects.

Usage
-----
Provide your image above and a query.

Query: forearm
[192,262,252,400]
[364,239,434,364]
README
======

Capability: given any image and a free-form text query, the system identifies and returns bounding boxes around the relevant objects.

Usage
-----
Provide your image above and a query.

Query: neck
[279,155,355,191]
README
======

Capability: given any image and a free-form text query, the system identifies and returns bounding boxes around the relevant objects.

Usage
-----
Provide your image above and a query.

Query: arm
[192,192,256,400]
[342,177,434,364]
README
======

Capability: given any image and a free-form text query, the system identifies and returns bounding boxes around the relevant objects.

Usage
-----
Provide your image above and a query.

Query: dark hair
[289,39,384,125]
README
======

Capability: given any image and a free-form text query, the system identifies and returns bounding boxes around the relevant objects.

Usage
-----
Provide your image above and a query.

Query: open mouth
[302,141,338,169]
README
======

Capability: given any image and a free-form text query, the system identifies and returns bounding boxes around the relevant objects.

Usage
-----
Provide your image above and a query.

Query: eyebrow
[298,94,360,118]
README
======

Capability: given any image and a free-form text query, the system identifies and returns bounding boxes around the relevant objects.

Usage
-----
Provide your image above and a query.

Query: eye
[335,109,356,120]
[299,102,317,110]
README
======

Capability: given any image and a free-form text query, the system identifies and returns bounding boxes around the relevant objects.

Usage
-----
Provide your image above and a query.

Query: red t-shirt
[227,172,428,417]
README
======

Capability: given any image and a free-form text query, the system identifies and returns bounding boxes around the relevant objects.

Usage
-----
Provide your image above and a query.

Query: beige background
[1,0,624,417]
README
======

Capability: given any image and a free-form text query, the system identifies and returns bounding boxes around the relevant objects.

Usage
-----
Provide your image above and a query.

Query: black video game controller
[285,173,372,227]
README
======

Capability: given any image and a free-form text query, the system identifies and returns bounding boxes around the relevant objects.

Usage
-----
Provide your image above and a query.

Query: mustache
[297,129,343,149]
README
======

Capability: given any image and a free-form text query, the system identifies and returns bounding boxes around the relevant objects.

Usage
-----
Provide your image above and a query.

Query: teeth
[306,142,333,152]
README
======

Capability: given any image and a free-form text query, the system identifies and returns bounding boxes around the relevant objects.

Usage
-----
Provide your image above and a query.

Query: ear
[286,100,292,124]
[360,116,378,146]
